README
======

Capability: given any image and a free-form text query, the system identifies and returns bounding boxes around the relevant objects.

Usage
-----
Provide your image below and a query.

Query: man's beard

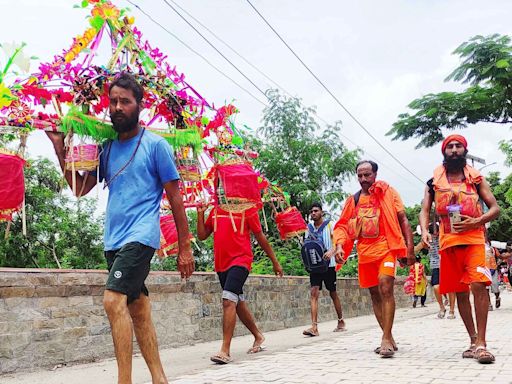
[111,109,140,133]
[443,154,467,172]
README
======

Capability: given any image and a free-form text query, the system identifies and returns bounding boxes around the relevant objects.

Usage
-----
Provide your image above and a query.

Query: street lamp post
[478,162,497,172]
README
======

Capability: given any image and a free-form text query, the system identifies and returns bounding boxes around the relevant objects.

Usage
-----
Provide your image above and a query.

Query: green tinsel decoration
[168,128,203,154]
[61,107,117,141]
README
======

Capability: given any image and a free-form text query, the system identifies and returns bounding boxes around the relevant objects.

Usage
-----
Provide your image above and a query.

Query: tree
[241,90,360,277]
[0,158,105,269]
[251,89,360,215]
[387,34,512,163]
[486,171,512,242]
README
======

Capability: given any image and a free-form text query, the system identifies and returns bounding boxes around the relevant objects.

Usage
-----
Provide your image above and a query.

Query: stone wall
[0,268,421,374]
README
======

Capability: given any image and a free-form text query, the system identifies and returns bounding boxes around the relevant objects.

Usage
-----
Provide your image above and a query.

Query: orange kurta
[432,165,485,250]
[333,181,407,263]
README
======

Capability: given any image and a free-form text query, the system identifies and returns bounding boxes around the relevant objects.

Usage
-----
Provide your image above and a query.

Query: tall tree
[242,89,360,277]
[486,171,512,242]
[0,158,105,269]
[251,89,360,215]
[387,34,512,163]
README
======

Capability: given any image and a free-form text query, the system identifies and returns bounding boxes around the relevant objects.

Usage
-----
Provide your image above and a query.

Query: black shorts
[105,242,155,304]
[310,267,337,292]
[431,268,440,286]
[217,266,249,303]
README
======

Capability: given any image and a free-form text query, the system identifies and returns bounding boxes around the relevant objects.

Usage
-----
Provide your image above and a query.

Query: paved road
[3,291,511,384]
[173,291,512,384]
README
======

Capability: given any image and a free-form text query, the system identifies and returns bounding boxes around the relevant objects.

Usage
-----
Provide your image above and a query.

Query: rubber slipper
[333,326,347,332]
[462,344,476,359]
[474,347,495,364]
[374,344,398,354]
[247,345,267,354]
[437,309,446,319]
[379,347,395,358]
[210,354,232,364]
[303,328,319,337]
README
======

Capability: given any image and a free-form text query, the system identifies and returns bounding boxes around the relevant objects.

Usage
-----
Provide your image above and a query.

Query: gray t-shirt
[429,236,440,269]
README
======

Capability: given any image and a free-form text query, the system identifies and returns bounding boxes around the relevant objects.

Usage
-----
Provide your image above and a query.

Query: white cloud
[2,0,511,211]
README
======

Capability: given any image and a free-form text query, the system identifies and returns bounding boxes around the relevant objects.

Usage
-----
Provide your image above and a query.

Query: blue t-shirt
[99,129,179,251]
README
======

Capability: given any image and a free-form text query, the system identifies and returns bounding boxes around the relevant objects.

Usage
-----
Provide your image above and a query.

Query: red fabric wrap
[441,134,467,153]
[214,162,261,208]
[0,153,26,219]
[275,207,307,240]
[160,214,179,255]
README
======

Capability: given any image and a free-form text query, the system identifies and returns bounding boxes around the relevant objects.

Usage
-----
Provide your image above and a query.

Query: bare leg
[471,282,490,349]
[128,295,167,384]
[309,286,320,334]
[448,292,456,314]
[218,299,237,358]
[456,291,477,346]
[378,276,396,352]
[329,291,346,329]
[369,286,384,330]
[433,285,446,312]
[236,301,265,349]
[103,290,133,384]
[369,284,396,351]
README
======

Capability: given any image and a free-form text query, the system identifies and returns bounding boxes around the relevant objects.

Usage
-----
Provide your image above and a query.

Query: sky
[1,0,512,212]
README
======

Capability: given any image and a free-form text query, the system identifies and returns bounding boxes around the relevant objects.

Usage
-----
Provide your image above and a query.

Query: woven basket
[65,144,99,171]
[0,209,14,222]
[275,207,307,240]
[177,158,201,182]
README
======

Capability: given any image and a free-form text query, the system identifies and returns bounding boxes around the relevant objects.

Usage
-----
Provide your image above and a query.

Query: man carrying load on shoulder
[419,134,500,364]
[332,160,415,358]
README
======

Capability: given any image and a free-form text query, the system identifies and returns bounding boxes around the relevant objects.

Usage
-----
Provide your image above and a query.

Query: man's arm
[453,178,500,232]
[253,231,283,277]
[46,132,97,197]
[163,180,194,278]
[196,204,212,241]
[397,210,415,266]
[419,185,434,247]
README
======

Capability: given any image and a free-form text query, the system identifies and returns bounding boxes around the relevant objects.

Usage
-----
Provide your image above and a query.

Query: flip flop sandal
[379,347,395,358]
[374,345,398,354]
[247,345,267,354]
[302,328,319,337]
[474,347,495,364]
[462,345,476,359]
[447,312,456,319]
[210,354,232,364]
[437,309,446,319]
[333,326,347,332]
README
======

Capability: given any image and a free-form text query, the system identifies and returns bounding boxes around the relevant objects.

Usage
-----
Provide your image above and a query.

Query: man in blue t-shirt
[47,73,193,384]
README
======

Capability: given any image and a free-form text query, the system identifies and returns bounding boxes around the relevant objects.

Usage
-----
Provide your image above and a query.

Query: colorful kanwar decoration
[0,0,306,248]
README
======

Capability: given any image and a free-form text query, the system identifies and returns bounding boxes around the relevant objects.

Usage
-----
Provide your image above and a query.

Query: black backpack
[300,219,331,273]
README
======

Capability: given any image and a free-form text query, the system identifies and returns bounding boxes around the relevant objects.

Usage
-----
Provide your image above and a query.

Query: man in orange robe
[419,134,499,364]
[332,160,415,358]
